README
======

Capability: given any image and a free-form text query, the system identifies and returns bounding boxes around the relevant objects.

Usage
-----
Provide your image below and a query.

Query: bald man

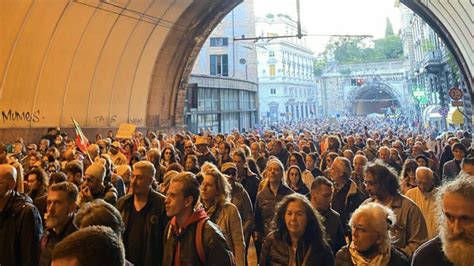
[0,164,43,266]
[406,167,438,239]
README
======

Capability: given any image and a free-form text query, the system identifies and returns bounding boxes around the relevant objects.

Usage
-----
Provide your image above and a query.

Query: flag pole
[71,117,93,163]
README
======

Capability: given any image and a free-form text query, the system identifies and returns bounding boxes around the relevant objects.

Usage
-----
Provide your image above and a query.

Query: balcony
[423,49,444,73]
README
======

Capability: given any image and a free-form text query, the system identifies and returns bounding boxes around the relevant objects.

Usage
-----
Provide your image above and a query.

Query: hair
[233,148,247,162]
[49,181,79,204]
[133,161,156,179]
[415,154,429,165]
[364,160,400,195]
[451,142,467,155]
[306,152,320,168]
[52,225,125,266]
[246,158,261,177]
[286,165,305,189]
[201,167,231,207]
[272,194,328,249]
[265,158,286,183]
[49,172,67,185]
[288,152,307,171]
[350,202,396,253]
[166,163,184,173]
[161,145,178,163]
[170,172,201,207]
[64,160,83,176]
[311,176,333,191]
[146,148,161,167]
[461,156,474,168]
[74,199,125,236]
[27,167,49,192]
[400,159,418,180]
[327,135,341,151]
[334,156,352,178]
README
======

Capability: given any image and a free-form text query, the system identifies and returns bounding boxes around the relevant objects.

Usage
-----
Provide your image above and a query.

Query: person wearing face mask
[335,202,409,265]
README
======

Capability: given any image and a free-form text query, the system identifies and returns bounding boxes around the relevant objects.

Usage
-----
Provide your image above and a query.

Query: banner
[115,123,136,139]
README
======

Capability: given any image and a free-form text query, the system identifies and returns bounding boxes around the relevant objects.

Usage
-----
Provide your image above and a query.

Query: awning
[446,107,464,125]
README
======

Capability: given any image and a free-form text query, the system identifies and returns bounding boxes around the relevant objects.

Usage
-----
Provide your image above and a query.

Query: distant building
[185,0,258,133]
[255,14,318,124]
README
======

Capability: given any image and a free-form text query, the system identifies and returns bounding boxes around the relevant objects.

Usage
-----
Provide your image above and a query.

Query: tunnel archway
[351,84,401,115]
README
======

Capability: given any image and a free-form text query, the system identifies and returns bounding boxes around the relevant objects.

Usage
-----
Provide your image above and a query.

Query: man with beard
[39,182,78,266]
[412,178,474,266]
[0,164,43,266]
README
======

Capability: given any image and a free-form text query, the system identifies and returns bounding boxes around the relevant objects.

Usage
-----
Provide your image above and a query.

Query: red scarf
[170,208,208,266]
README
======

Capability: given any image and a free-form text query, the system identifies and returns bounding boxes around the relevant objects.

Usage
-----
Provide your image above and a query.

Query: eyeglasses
[184,146,192,149]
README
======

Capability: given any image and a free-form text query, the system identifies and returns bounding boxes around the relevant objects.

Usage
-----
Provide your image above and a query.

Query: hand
[81,186,93,201]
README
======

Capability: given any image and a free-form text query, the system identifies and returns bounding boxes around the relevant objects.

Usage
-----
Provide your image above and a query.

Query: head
[350,202,396,255]
[364,160,400,201]
[305,152,319,170]
[265,158,285,185]
[51,226,125,266]
[329,157,351,184]
[401,159,418,180]
[415,167,434,193]
[74,199,124,236]
[250,142,260,159]
[343,149,354,163]
[415,154,429,167]
[45,182,78,231]
[26,167,49,193]
[84,162,106,193]
[64,160,84,186]
[452,143,467,161]
[288,152,306,171]
[0,164,17,199]
[353,154,368,174]
[310,176,333,212]
[232,149,247,176]
[130,161,155,196]
[200,166,231,207]
[109,142,120,155]
[273,194,327,247]
[461,157,474,176]
[436,178,474,265]
[165,172,200,218]
[377,146,390,163]
[115,165,131,183]
[286,165,304,188]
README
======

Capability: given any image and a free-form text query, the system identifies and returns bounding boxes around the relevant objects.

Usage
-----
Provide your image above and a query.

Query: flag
[71,117,90,154]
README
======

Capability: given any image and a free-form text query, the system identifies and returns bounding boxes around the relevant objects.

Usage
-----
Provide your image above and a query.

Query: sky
[253,0,402,55]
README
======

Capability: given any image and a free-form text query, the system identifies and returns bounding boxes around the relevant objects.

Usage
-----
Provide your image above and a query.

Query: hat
[221,162,237,173]
[195,136,208,146]
[111,141,120,148]
[85,162,106,181]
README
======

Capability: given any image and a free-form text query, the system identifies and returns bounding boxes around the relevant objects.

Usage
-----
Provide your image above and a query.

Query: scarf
[169,208,208,266]
[349,241,391,266]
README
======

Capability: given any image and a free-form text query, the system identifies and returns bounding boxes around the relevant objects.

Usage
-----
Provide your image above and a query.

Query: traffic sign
[452,101,464,107]
[448,87,463,101]
[439,106,449,117]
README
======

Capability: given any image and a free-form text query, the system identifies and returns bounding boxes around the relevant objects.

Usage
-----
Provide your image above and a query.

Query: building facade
[400,5,470,130]
[255,15,318,124]
[185,0,259,133]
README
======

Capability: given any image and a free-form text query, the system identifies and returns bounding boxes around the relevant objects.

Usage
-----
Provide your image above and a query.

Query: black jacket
[117,190,168,266]
[39,216,77,266]
[260,231,334,266]
[0,191,43,266]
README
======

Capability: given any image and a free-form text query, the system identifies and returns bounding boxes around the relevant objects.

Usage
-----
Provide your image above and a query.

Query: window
[210,37,228,47]
[269,65,275,77]
[270,88,276,95]
[210,55,228,76]
[269,51,275,58]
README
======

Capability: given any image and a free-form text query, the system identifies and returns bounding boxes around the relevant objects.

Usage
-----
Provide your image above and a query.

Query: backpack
[195,218,236,266]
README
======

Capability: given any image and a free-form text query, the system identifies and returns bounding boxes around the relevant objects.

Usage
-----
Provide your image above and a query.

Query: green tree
[385,17,394,37]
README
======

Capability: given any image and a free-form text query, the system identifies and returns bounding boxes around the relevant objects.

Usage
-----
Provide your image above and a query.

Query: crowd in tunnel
[0,116,473,266]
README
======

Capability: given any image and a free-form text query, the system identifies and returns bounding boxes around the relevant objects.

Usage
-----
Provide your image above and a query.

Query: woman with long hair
[160,145,178,168]
[199,163,246,266]
[260,193,334,265]
[400,159,418,194]
[335,202,409,265]
[288,152,314,190]
[286,165,309,195]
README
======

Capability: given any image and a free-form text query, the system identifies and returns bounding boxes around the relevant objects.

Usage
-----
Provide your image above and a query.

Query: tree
[385,17,394,37]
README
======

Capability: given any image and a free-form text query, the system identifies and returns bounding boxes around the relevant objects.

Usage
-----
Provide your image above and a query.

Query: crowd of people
[0,117,473,266]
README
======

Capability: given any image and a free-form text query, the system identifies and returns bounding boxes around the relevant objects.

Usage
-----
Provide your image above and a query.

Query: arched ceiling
[0,0,471,132]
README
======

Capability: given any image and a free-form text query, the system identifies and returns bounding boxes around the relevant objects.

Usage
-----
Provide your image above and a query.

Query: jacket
[39,216,77,266]
[332,180,367,235]
[117,189,168,266]
[163,209,234,266]
[335,245,409,266]
[207,202,246,266]
[363,193,427,257]
[0,191,43,266]
[255,183,294,240]
[260,231,335,266]
[230,181,254,246]
[319,208,345,255]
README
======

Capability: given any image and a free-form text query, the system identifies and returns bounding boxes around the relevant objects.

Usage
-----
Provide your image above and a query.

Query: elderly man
[351,154,369,197]
[117,161,167,266]
[39,182,78,266]
[412,178,474,265]
[79,162,117,206]
[364,160,427,257]
[109,141,127,166]
[329,156,366,235]
[378,146,402,174]
[406,167,438,239]
[0,164,43,266]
